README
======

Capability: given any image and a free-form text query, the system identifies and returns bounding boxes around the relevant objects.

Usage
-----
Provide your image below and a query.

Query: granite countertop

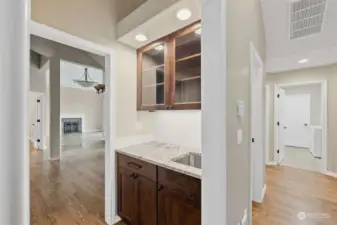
[116,141,201,179]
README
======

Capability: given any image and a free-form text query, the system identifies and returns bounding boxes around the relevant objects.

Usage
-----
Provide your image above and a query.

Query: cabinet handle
[157,185,164,191]
[129,173,139,179]
[186,195,196,201]
[127,162,142,169]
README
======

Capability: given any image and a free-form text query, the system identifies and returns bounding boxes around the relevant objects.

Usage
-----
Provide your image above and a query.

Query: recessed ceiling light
[135,34,148,42]
[154,45,164,51]
[176,8,192,21]
[194,28,201,35]
[298,59,309,64]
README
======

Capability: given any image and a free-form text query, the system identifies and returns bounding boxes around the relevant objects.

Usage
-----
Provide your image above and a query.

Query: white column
[0,0,30,224]
[49,57,61,160]
[201,0,227,225]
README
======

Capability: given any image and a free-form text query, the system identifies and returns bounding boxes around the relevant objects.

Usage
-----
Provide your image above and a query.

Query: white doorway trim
[249,42,265,225]
[30,21,117,225]
[265,85,270,165]
[273,80,328,174]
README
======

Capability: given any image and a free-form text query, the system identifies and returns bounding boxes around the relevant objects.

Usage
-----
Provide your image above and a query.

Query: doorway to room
[273,81,327,173]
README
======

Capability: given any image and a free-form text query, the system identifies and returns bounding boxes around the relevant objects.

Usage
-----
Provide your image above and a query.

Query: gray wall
[267,64,337,173]
[226,0,266,224]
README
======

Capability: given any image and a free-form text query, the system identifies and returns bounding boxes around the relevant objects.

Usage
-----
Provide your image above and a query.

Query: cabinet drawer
[158,167,201,205]
[117,153,156,182]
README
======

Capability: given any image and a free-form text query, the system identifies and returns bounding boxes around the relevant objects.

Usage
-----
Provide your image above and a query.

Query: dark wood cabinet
[117,153,201,225]
[117,168,138,225]
[137,21,201,111]
[137,175,157,225]
[117,167,157,225]
[158,186,201,225]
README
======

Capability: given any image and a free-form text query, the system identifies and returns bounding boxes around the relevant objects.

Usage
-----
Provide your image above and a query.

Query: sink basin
[172,152,202,169]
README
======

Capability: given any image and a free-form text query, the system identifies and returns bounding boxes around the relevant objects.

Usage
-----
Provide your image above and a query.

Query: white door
[276,89,286,164]
[250,43,264,203]
[284,94,311,148]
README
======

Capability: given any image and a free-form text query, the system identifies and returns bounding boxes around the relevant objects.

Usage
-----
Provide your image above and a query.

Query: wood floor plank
[30,150,106,225]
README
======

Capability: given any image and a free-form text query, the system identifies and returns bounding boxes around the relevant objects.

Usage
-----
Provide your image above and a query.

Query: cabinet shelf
[176,53,201,63]
[177,76,201,82]
[143,82,165,88]
[142,64,165,72]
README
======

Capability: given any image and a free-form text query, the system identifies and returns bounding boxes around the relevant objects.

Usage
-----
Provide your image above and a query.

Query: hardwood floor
[30,149,106,225]
[31,150,337,225]
[253,166,337,225]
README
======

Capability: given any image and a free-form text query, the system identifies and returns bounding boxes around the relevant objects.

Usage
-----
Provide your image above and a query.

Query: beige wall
[31,0,154,138]
[226,0,266,223]
[267,64,337,173]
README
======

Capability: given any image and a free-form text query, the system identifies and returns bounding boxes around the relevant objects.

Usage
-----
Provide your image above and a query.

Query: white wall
[60,87,103,133]
[60,60,104,89]
[153,111,201,148]
[284,84,321,126]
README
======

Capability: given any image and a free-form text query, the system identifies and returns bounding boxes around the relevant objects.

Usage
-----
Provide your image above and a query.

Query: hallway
[253,166,337,225]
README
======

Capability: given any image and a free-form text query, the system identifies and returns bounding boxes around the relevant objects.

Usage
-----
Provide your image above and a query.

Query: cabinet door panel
[137,176,157,225]
[158,187,201,225]
[117,168,137,225]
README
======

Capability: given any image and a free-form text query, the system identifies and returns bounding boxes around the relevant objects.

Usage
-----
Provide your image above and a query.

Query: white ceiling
[262,0,337,73]
[118,0,201,49]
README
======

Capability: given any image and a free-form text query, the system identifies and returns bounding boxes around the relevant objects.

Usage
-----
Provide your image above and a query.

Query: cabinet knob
[157,184,164,191]
[168,106,173,110]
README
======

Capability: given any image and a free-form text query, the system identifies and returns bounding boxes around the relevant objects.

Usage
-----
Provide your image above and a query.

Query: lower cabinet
[158,186,201,225]
[117,153,201,225]
[117,167,157,225]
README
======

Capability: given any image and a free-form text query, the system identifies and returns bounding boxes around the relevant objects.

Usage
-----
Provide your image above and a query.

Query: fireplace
[62,118,82,134]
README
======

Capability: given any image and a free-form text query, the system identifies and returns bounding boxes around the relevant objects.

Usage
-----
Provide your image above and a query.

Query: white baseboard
[261,184,267,202]
[266,161,277,165]
[326,171,337,179]
[49,155,60,161]
[115,134,154,149]
[105,215,121,225]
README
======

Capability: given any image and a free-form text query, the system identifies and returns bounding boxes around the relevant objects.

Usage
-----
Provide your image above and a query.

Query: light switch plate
[237,130,243,145]
[237,101,245,118]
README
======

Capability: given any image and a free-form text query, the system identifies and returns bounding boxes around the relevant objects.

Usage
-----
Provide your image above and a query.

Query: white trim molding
[261,184,267,202]
[266,161,278,166]
[30,20,116,225]
[326,171,337,179]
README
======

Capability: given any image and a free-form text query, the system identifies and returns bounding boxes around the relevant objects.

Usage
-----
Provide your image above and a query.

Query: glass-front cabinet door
[171,23,201,110]
[137,41,169,110]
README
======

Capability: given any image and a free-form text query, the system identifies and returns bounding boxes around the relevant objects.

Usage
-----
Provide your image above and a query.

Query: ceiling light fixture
[73,68,98,88]
[176,8,192,21]
[194,28,201,35]
[298,59,309,64]
[135,34,148,42]
[154,45,164,51]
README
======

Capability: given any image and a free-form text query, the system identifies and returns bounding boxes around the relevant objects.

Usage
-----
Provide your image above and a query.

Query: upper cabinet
[137,22,201,111]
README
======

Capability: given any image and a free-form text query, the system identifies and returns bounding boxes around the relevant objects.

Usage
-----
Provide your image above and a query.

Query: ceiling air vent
[290,0,327,40]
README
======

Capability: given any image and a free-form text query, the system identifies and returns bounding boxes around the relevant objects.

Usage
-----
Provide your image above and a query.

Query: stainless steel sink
[172,152,202,169]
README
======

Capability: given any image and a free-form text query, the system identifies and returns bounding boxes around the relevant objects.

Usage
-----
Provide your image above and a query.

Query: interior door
[284,94,311,148]
[277,89,286,164]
